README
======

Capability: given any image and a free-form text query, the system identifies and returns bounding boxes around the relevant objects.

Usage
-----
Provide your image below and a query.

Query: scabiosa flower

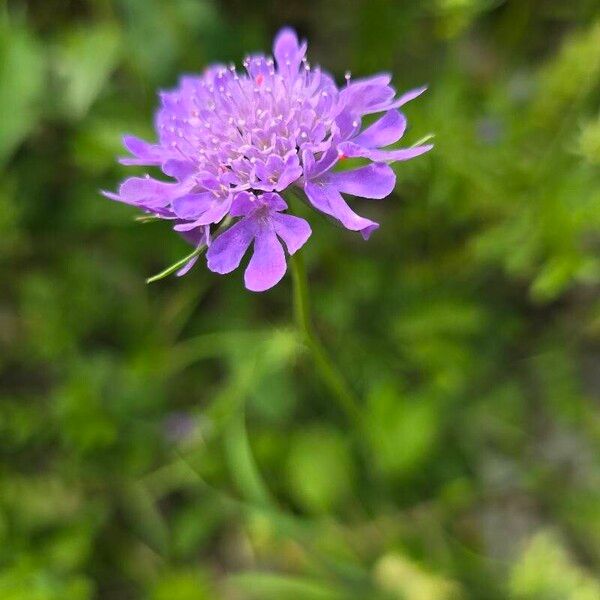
[104,27,432,291]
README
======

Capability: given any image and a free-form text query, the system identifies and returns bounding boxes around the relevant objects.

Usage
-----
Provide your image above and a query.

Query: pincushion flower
[104,27,432,291]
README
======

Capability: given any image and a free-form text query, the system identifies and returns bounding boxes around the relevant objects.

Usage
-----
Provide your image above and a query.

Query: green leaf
[54,24,121,119]
[366,383,439,478]
[227,571,346,600]
[0,17,44,166]
[285,426,355,514]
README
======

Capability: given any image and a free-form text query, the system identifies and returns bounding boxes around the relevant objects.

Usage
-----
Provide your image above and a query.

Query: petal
[176,255,199,277]
[172,192,217,219]
[174,220,205,232]
[119,135,167,165]
[335,111,362,141]
[123,135,153,156]
[192,199,231,225]
[230,191,258,217]
[348,73,392,88]
[259,192,287,212]
[340,77,395,114]
[273,27,306,75]
[338,142,433,163]
[174,193,232,226]
[304,181,379,239]
[302,147,339,179]
[244,227,287,292]
[275,155,303,191]
[116,176,190,209]
[327,163,396,199]
[352,110,407,148]
[178,225,210,247]
[245,54,273,82]
[389,85,427,109]
[162,159,196,180]
[272,213,311,254]
[300,149,315,176]
[206,219,256,274]
[255,155,282,182]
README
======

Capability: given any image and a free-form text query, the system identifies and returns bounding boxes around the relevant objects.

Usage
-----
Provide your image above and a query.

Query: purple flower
[104,27,432,291]
[207,192,311,292]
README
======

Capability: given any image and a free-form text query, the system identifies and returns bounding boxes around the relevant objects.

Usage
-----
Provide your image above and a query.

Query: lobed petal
[112,176,191,210]
[340,76,395,114]
[244,227,287,292]
[271,213,312,254]
[275,155,303,191]
[304,181,379,240]
[339,142,433,163]
[327,163,396,199]
[178,224,210,247]
[162,159,196,180]
[119,135,168,165]
[352,110,407,148]
[260,192,287,212]
[206,219,257,275]
[230,191,258,217]
[172,192,217,220]
[389,85,428,109]
[273,27,307,77]
[176,255,200,277]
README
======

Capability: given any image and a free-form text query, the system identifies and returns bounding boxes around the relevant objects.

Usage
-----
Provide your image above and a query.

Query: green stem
[146,245,206,283]
[146,217,231,284]
[289,250,362,425]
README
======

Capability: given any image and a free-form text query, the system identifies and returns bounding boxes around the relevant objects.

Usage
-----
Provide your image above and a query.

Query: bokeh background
[2,0,600,598]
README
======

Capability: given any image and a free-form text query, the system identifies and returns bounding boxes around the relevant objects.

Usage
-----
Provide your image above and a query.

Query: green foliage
[285,426,355,514]
[1,1,600,599]
[510,531,600,600]
[0,14,44,167]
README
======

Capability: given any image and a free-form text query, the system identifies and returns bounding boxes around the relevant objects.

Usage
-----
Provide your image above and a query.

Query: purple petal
[100,190,121,202]
[302,147,339,180]
[335,111,362,141]
[259,192,287,212]
[255,155,283,182]
[193,200,231,226]
[206,219,257,275]
[327,163,396,199]
[123,135,153,156]
[115,176,190,209]
[174,220,205,232]
[338,142,433,163]
[304,181,379,239]
[172,192,217,219]
[176,255,199,277]
[389,85,428,109]
[349,73,392,87]
[272,213,311,254]
[178,224,210,247]
[230,191,258,217]
[244,228,287,292]
[162,159,196,180]
[174,193,232,226]
[275,155,303,191]
[120,135,167,165]
[340,77,395,114]
[368,144,433,162]
[273,27,306,76]
[352,111,407,148]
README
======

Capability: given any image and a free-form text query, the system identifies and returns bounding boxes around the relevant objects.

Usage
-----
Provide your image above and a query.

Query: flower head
[104,27,432,291]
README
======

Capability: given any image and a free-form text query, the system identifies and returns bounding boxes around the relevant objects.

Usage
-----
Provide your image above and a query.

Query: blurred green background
[2,0,600,598]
